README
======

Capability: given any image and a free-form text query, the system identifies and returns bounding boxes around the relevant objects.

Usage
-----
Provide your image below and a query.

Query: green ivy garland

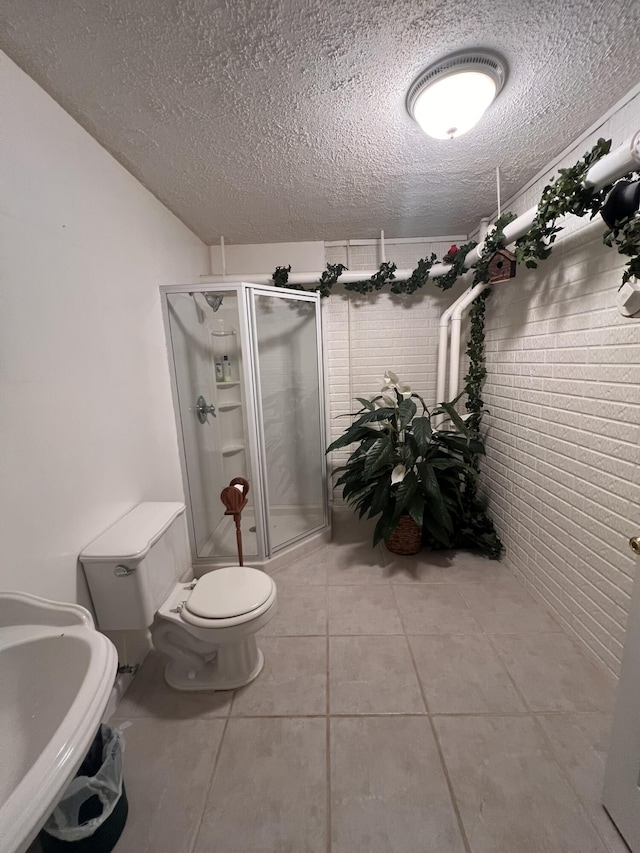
[271,138,637,300]
[269,139,639,557]
[603,179,640,283]
[271,139,639,415]
[515,138,613,268]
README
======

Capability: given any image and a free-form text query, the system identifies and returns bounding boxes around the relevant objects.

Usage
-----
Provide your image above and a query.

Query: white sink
[0,591,117,853]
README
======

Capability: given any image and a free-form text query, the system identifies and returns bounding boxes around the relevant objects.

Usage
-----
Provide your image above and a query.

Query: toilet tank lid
[80,502,186,562]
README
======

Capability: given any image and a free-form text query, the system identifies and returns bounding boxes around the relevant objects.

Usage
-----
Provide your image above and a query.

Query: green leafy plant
[514,138,612,268]
[327,372,503,558]
[603,203,640,284]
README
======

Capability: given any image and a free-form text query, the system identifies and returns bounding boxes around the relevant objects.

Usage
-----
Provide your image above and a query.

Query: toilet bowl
[151,566,277,690]
[80,502,276,692]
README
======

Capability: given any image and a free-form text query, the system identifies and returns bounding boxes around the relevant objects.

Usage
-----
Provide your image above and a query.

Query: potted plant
[327,372,503,558]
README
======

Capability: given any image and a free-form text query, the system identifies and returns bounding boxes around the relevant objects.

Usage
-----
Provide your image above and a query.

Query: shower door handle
[196,395,217,423]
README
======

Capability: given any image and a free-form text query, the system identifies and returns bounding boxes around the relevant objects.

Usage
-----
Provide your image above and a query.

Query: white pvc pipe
[436,283,472,409]
[439,132,640,411]
[434,280,472,428]
[199,131,639,288]
[434,218,490,421]
[584,131,640,188]
[220,235,226,280]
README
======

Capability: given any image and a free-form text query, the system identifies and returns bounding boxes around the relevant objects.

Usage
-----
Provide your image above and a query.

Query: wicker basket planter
[385,515,422,555]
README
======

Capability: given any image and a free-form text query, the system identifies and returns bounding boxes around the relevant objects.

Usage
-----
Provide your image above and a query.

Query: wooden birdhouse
[487,248,517,283]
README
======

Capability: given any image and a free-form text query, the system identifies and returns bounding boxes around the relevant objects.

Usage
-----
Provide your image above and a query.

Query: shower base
[199,505,326,562]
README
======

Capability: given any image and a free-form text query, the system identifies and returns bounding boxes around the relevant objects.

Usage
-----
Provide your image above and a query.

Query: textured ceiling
[1,0,639,244]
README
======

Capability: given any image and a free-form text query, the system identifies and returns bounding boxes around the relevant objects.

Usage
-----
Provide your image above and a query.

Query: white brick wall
[482,92,640,676]
[322,240,470,502]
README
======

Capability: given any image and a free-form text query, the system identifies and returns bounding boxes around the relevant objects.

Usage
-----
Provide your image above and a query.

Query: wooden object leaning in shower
[220,477,250,566]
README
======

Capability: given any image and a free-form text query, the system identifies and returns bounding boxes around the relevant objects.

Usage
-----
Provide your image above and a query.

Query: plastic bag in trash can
[43,724,125,842]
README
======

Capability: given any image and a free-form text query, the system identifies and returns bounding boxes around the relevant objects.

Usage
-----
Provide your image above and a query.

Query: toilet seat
[177,567,276,629]
[186,566,274,619]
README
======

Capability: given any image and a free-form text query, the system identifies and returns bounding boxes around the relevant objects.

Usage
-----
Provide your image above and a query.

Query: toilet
[80,502,276,691]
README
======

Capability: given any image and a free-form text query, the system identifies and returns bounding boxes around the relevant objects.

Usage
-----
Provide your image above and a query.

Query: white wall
[209,241,325,275]
[482,92,640,676]
[0,52,208,609]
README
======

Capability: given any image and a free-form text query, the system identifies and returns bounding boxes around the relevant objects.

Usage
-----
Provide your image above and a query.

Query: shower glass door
[250,288,327,553]
[165,288,261,562]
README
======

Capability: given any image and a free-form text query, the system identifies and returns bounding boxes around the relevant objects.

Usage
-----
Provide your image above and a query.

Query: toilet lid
[185,566,274,619]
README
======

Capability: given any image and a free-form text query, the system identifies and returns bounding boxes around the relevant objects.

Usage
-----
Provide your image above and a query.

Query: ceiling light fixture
[407,50,507,140]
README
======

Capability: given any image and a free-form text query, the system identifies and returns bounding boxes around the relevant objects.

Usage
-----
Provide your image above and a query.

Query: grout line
[142,711,431,720]
[390,582,473,853]
[473,635,618,846]
[188,713,231,853]
[529,712,619,853]
[484,633,534,714]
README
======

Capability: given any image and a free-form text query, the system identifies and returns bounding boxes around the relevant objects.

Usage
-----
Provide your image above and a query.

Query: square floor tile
[331,716,465,853]
[329,636,425,714]
[491,633,616,712]
[109,718,225,853]
[386,550,511,583]
[393,584,481,634]
[114,651,233,720]
[231,636,326,716]
[193,717,326,853]
[459,579,561,633]
[409,634,525,713]
[435,715,608,853]
[328,585,404,635]
[270,554,327,584]
[261,583,327,636]
[537,713,628,852]
[324,541,391,585]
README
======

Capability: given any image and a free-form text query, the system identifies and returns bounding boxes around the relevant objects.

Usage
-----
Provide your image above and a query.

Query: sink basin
[0,591,117,853]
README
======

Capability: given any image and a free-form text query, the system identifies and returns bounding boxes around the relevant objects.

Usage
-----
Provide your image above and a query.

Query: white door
[603,535,640,850]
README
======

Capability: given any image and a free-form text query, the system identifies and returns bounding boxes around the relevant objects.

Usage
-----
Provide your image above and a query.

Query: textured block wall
[482,93,640,675]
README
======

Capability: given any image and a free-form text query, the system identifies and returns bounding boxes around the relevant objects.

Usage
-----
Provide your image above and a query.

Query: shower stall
[161,282,329,566]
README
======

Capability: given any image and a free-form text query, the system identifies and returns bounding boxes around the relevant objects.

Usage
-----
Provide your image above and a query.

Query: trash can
[39,724,128,853]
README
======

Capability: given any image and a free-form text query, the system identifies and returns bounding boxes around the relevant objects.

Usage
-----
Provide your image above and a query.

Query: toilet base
[162,636,265,691]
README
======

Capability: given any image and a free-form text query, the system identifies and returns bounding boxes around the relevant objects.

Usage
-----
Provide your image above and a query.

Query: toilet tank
[80,502,190,631]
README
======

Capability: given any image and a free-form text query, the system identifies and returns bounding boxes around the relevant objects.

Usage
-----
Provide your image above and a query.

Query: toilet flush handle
[114,564,136,577]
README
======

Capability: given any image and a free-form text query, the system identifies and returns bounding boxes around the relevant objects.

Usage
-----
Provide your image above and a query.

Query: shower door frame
[246,284,329,557]
[160,281,328,566]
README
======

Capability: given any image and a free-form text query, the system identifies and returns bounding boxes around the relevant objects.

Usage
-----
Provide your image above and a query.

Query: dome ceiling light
[407,50,507,140]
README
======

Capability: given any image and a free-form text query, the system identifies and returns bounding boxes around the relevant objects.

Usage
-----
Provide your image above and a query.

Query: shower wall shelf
[216,381,240,388]
[211,330,236,337]
[218,402,242,411]
[222,444,245,456]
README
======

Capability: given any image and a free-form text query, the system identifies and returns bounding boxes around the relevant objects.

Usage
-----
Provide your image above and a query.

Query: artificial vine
[603,183,640,283]
[437,241,477,289]
[269,138,640,558]
[270,137,639,516]
[270,138,637,300]
[514,138,613,268]
[269,138,640,411]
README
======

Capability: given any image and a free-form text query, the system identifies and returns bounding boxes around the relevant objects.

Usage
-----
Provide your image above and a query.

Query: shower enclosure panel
[250,288,327,552]
[162,283,328,566]
[164,288,263,563]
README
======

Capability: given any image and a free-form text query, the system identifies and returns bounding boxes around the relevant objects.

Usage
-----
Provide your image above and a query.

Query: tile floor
[101,515,628,853]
